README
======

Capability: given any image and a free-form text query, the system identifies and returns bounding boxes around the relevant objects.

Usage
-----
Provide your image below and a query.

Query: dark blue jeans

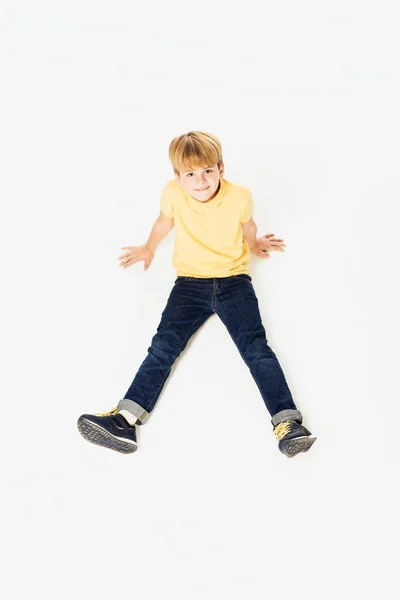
[117,274,302,427]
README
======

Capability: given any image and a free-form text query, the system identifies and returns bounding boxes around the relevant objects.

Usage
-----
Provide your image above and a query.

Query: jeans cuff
[117,399,150,425]
[271,409,303,427]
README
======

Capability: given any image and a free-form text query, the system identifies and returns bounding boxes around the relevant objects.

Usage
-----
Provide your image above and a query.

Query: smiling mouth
[195,187,210,191]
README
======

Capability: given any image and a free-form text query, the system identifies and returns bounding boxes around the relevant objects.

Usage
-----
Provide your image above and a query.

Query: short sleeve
[159,182,175,218]
[240,189,254,224]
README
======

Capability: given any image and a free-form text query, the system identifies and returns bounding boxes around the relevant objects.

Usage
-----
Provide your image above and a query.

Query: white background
[1,1,399,598]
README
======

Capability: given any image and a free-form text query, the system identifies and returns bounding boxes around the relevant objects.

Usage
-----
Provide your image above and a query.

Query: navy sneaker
[273,420,316,458]
[77,407,138,454]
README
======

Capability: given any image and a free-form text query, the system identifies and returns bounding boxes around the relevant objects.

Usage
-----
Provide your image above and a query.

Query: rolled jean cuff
[271,409,303,427]
[117,398,150,425]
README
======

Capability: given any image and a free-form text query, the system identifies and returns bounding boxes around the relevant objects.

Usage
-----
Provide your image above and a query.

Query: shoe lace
[95,407,119,417]
[273,421,292,441]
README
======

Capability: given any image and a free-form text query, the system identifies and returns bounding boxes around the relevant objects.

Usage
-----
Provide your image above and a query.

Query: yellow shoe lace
[273,421,292,441]
[95,407,119,417]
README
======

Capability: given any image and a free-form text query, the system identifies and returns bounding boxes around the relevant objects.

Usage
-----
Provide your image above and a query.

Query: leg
[214,275,302,426]
[118,277,214,424]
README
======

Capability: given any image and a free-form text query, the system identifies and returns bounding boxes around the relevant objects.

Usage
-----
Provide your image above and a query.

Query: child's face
[175,162,225,202]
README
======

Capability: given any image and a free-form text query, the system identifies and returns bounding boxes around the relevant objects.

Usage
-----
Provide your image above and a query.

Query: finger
[120,257,137,268]
[119,256,133,265]
[122,260,135,269]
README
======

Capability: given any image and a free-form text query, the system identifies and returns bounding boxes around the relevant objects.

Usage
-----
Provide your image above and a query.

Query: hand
[249,233,286,259]
[117,244,154,271]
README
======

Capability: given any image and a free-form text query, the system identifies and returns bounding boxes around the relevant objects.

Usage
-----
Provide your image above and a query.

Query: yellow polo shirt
[160,177,254,278]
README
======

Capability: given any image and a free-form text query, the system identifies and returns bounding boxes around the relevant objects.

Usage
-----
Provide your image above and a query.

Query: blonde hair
[168,131,223,175]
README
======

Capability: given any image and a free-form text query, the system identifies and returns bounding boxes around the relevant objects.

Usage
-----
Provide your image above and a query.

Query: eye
[187,169,213,177]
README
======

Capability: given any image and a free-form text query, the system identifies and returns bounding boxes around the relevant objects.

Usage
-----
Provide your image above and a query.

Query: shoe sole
[77,416,138,454]
[281,436,317,458]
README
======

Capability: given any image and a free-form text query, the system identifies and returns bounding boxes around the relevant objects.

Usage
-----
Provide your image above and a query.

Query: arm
[118,212,174,271]
[241,216,257,250]
[145,211,175,253]
[242,217,286,258]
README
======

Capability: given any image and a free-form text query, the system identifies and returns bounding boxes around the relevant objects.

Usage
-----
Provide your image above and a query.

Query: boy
[77,131,316,458]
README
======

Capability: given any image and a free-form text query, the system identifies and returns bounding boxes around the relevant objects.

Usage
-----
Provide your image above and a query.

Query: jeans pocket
[175,276,194,283]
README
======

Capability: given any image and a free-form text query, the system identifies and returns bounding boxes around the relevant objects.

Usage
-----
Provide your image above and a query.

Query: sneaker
[77,407,138,454]
[273,420,316,458]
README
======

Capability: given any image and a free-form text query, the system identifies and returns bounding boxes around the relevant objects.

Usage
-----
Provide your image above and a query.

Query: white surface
[1,2,399,599]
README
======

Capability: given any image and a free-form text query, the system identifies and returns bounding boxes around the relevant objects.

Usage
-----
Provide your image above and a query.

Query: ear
[174,171,181,183]
[219,161,225,176]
